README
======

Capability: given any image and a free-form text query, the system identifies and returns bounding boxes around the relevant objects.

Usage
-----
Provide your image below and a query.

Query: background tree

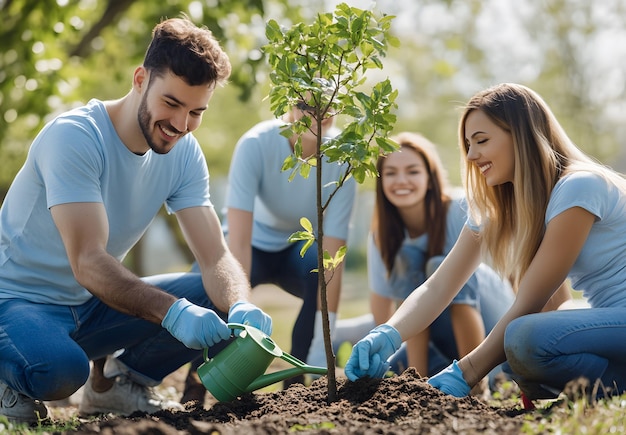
[264,3,398,402]
[0,0,295,193]
[2,0,625,275]
[0,0,301,273]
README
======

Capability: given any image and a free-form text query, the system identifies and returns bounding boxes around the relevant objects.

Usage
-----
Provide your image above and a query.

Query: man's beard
[138,93,170,155]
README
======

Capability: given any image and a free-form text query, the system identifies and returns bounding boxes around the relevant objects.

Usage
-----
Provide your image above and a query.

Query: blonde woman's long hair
[459,83,626,287]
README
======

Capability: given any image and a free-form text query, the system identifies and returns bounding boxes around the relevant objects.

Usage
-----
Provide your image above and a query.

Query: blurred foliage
[2,0,626,192]
[372,0,626,183]
[2,0,626,272]
[0,0,303,196]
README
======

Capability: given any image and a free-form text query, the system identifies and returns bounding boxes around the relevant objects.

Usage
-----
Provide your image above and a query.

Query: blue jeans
[0,272,227,401]
[503,307,626,399]
[249,242,318,362]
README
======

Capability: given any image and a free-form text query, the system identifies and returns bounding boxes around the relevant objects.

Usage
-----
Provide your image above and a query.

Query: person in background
[0,16,271,425]
[338,132,516,394]
[181,98,357,402]
[345,83,623,408]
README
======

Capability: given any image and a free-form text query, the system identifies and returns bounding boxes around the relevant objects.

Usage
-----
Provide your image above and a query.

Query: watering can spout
[246,353,328,392]
[197,323,328,402]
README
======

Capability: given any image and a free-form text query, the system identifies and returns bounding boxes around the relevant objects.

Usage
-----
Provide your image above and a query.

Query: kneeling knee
[29,356,90,400]
[503,316,542,372]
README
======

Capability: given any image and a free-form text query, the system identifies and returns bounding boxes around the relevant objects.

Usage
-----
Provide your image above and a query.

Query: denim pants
[0,272,226,401]
[503,307,626,399]
[249,241,319,362]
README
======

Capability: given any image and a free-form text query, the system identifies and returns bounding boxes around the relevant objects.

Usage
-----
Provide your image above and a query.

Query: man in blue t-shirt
[223,113,356,372]
[0,16,271,425]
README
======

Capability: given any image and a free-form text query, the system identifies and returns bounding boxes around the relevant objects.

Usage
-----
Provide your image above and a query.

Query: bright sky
[322,0,626,121]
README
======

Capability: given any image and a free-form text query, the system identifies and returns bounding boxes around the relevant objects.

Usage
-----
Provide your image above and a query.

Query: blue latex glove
[228,300,273,336]
[427,360,471,397]
[344,324,402,381]
[162,298,231,350]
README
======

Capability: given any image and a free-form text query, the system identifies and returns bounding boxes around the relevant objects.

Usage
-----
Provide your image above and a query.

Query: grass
[520,395,626,434]
[0,415,80,434]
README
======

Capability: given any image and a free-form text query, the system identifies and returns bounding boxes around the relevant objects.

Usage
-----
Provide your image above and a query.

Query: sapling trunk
[264,2,398,405]
[314,114,338,402]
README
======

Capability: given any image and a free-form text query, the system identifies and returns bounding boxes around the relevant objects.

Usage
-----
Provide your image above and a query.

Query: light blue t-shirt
[225,119,357,252]
[368,196,468,299]
[0,99,212,305]
[546,171,626,307]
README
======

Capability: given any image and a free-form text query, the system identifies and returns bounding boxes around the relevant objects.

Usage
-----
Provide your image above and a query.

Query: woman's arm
[541,281,573,312]
[458,206,595,386]
[322,236,347,313]
[370,292,395,325]
[387,226,483,341]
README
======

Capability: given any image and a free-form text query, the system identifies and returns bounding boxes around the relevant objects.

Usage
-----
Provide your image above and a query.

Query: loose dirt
[66,368,528,434]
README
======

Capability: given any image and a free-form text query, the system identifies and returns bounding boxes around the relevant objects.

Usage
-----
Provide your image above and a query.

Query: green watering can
[197,323,328,402]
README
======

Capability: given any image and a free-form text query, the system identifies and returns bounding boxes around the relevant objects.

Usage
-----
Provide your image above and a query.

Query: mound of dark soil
[72,368,527,434]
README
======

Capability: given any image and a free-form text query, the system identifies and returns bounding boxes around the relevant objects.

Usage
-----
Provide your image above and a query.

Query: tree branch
[70,0,136,58]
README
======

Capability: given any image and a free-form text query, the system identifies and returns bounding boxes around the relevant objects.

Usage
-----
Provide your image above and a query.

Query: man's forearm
[75,250,176,324]
[200,251,252,313]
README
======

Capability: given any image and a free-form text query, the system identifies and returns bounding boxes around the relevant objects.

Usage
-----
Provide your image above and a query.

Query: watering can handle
[279,351,309,369]
[279,352,328,376]
[202,323,248,362]
[226,322,248,332]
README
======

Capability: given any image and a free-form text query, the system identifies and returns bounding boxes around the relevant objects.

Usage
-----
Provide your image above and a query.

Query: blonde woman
[367,132,514,388]
[346,83,625,407]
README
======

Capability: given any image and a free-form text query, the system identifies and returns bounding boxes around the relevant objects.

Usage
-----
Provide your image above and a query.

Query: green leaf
[300,217,313,233]
[322,245,347,271]
[287,231,311,242]
[299,162,311,178]
[265,19,283,41]
[352,166,366,184]
[335,245,347,261]
[299,238,314,257]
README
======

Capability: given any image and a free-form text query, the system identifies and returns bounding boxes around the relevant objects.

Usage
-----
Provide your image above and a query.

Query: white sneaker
[78,373,183,417]
[0,380,48,425]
